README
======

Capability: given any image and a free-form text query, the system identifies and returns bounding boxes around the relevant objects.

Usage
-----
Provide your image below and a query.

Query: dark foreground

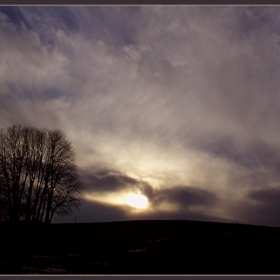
[0,219,279,274]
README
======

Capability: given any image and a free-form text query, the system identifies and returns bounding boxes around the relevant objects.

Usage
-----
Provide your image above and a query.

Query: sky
[1,6,280,227]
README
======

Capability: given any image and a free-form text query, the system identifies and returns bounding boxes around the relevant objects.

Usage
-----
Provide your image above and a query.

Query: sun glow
[123,194,148,209]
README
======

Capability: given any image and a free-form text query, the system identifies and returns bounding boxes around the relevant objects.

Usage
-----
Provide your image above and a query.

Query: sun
[123,194,148,209]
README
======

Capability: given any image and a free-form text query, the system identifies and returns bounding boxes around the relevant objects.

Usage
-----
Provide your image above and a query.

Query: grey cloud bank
[1,6,280,226]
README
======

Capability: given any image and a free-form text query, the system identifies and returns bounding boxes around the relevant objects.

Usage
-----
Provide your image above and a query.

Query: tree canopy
[0,124,83,223]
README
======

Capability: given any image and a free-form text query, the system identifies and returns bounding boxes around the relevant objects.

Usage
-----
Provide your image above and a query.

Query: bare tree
[43,129,83,224]
[0,124,83,223]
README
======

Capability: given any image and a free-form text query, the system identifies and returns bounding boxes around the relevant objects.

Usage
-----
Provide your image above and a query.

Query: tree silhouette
[0,124,83,223]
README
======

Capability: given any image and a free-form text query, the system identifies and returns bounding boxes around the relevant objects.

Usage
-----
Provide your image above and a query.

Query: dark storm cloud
[249,188,280,205]
[152,186,218,208]
[138,182,156,201]
[234,188,280,227]
[80,169,139,193]
[80,168,155,200]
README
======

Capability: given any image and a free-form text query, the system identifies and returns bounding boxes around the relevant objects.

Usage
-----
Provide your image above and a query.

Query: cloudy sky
[2,6,280,226]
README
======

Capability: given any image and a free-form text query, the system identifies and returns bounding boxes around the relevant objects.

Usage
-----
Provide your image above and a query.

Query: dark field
[0,219,280,274]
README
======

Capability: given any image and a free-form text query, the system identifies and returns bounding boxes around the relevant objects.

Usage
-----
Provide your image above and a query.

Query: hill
[0,219,279,274]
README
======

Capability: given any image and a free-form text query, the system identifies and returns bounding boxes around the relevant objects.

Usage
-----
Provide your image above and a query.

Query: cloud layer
[2,6,280,226]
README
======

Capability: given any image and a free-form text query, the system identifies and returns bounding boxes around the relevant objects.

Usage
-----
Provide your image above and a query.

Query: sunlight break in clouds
[121,194,148,209]
[2,6,280,226]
